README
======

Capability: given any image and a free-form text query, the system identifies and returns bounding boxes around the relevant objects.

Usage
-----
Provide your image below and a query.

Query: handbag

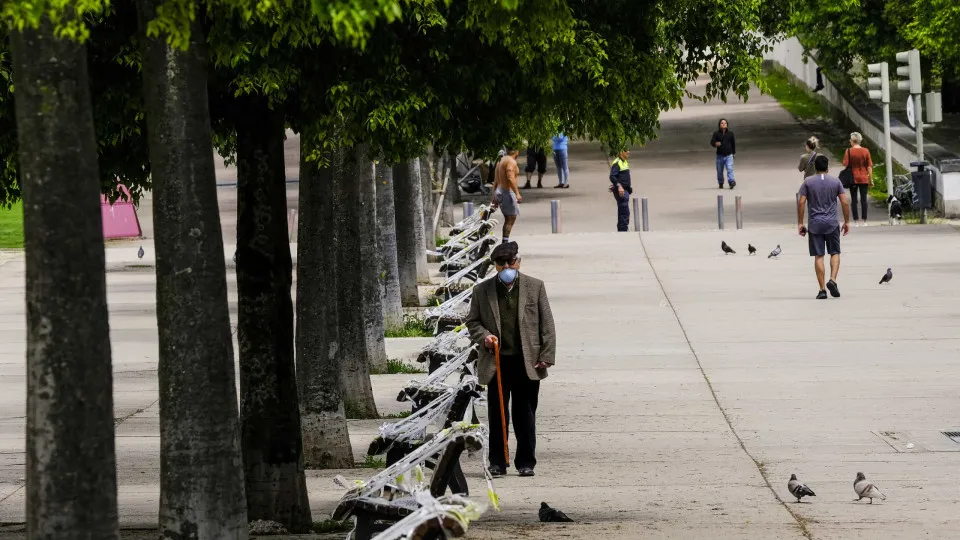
[838,149,854,189]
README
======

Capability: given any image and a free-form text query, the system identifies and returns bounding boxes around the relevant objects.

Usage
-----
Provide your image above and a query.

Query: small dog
[887,195,903,225]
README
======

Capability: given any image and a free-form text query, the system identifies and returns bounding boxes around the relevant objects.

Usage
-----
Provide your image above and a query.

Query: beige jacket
[466,273,556,385]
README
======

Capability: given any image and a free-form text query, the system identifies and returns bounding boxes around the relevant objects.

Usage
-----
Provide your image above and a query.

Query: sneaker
[488,465,506,478]
[826,280,840,298]
[561,184,570,189]
[517,467,535,477]
[718,184,724,189]
[861,220,868,227]
[554,184,564,188]
[816,290,828,300]
[729,182,736,189]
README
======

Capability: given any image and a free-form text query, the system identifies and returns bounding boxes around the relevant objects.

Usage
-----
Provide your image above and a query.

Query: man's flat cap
[490,242,519,264]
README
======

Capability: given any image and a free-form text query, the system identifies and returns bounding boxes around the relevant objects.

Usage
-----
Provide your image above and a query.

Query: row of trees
[787,0,960,111]
[1,0,795,537]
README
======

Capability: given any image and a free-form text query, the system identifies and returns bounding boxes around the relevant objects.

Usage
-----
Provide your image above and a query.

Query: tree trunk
[376,166,404,331]
[441,154,456,227]
[360,163,388,371]
[10,21,119,540]
[333,144,378,419]
[137,3,247,537]
[294,141,353,469]
[942,64,960,114]
[394,162,424,305]
[421,156,436,252]
[235,97,312,532]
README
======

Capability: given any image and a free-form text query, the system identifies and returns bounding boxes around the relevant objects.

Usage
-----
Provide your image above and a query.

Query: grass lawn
[0,201,24,249]
[761,69,908,203]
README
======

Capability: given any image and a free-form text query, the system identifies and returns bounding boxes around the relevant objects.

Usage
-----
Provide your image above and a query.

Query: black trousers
[850,184,869,221]
[487,355,540,469]
[614,191,630,232]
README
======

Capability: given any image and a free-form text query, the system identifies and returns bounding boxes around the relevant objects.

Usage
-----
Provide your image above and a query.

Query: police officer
[609,149,632,231]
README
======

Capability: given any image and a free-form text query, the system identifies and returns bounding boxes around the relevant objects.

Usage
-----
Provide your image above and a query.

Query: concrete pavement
[3,78,960,539]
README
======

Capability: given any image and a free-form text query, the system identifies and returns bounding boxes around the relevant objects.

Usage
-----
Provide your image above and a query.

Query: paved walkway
[3,80,960,539]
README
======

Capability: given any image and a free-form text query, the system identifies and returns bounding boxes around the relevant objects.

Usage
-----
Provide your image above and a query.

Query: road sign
[906,96,915,128]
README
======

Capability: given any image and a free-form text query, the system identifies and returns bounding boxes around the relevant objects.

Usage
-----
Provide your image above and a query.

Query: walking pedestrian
[491,146,522,243]
[842,132,874,226]
[710,118,736,189]
[609,149,632,232]
[466,241,556,478]
[798,136,820,180]
[798,155,851,299]
[552,133,570,188]
[522,145,547,189]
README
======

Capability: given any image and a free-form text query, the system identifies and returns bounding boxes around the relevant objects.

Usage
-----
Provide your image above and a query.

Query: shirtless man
[492,146,522,243]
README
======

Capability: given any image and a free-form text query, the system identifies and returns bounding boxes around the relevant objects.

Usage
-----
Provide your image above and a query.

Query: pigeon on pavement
[137,246,145,260]
[787,474,816,503]
[879,268,893,285]
[854,472,886,503]
[748,244,757,255]
[768,245,782,258]
[721,241,735,254]
[539,502,574,523]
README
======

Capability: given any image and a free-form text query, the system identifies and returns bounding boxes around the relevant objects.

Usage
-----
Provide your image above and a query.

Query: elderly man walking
[466,242,556,477]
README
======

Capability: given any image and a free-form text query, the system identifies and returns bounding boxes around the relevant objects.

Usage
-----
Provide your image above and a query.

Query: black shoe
[537,182,543,188]
[488,465,506,478]
[826,280,840,298]
[561,184,570,189]
[816,290,827,300]
[518,467,535,477]
[521,183,531,189]
[554,184,564,188]
[718,184,724,189]
[729,182,736,189]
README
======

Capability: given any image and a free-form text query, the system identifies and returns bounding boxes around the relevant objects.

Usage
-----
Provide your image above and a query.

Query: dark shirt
[799,173,845,234]
[496,279,521,357]
[609,158,632,194]
[710,129,736,156]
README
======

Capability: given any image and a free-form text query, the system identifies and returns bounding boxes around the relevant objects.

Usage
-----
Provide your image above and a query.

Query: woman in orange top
[842,132,874,226]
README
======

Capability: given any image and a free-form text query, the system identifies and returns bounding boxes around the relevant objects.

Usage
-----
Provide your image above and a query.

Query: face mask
[498,268,518,284]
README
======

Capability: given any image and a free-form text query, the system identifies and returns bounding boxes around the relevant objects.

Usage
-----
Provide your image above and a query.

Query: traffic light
[866,62,889,103]
[895,49,921,94]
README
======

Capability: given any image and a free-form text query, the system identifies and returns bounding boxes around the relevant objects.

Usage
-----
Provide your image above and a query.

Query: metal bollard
[641,197,649,232]
[717,195,724,230]
[735,195,743,230]
[551,200,562,233]
[632,198,641,232]
[462,201,474,218]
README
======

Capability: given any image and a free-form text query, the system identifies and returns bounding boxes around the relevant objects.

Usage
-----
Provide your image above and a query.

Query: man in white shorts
[492,146,522,243]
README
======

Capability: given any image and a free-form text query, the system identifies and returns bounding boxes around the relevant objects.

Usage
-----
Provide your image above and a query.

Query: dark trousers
[487,355,540,469]
[614,191,630,232]
[850,184,869,220]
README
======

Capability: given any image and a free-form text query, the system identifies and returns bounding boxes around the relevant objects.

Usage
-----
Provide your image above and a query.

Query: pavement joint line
[114,398,159,426]
[636,231,815,540]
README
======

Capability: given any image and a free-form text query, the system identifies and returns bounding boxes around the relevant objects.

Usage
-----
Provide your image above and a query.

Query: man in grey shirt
[798,155,851,299]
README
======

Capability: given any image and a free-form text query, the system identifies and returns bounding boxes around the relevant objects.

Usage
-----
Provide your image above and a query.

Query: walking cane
[491,337,510,467]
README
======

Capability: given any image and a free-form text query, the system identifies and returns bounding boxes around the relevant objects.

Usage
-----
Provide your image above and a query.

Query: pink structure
[101,184,142,239]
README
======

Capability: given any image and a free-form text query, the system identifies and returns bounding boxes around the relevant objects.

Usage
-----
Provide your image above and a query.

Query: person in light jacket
[552,133,570,188]
[466,242,556,478]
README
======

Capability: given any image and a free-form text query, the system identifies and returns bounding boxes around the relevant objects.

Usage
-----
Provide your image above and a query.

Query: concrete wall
[763,37,960,217]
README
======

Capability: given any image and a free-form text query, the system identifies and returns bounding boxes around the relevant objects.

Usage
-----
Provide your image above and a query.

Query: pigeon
[879,267,893,285]
[539,502,574,523]
[137,246,145,260]
[787,474,816,503]
[768,244,782,259]
[854,472,886,503]
[748,244,756,255]
[721,241,735,255]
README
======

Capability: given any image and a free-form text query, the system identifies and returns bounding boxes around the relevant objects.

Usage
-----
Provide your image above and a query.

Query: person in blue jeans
[551,133,570,188]
[710,118,736,189]
[609,150,632,231]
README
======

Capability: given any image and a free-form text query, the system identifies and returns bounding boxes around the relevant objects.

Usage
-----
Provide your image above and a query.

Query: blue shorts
[808,227,841,257]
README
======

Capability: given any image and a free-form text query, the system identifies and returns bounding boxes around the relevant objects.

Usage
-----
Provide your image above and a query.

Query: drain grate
[942,431,960,443]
